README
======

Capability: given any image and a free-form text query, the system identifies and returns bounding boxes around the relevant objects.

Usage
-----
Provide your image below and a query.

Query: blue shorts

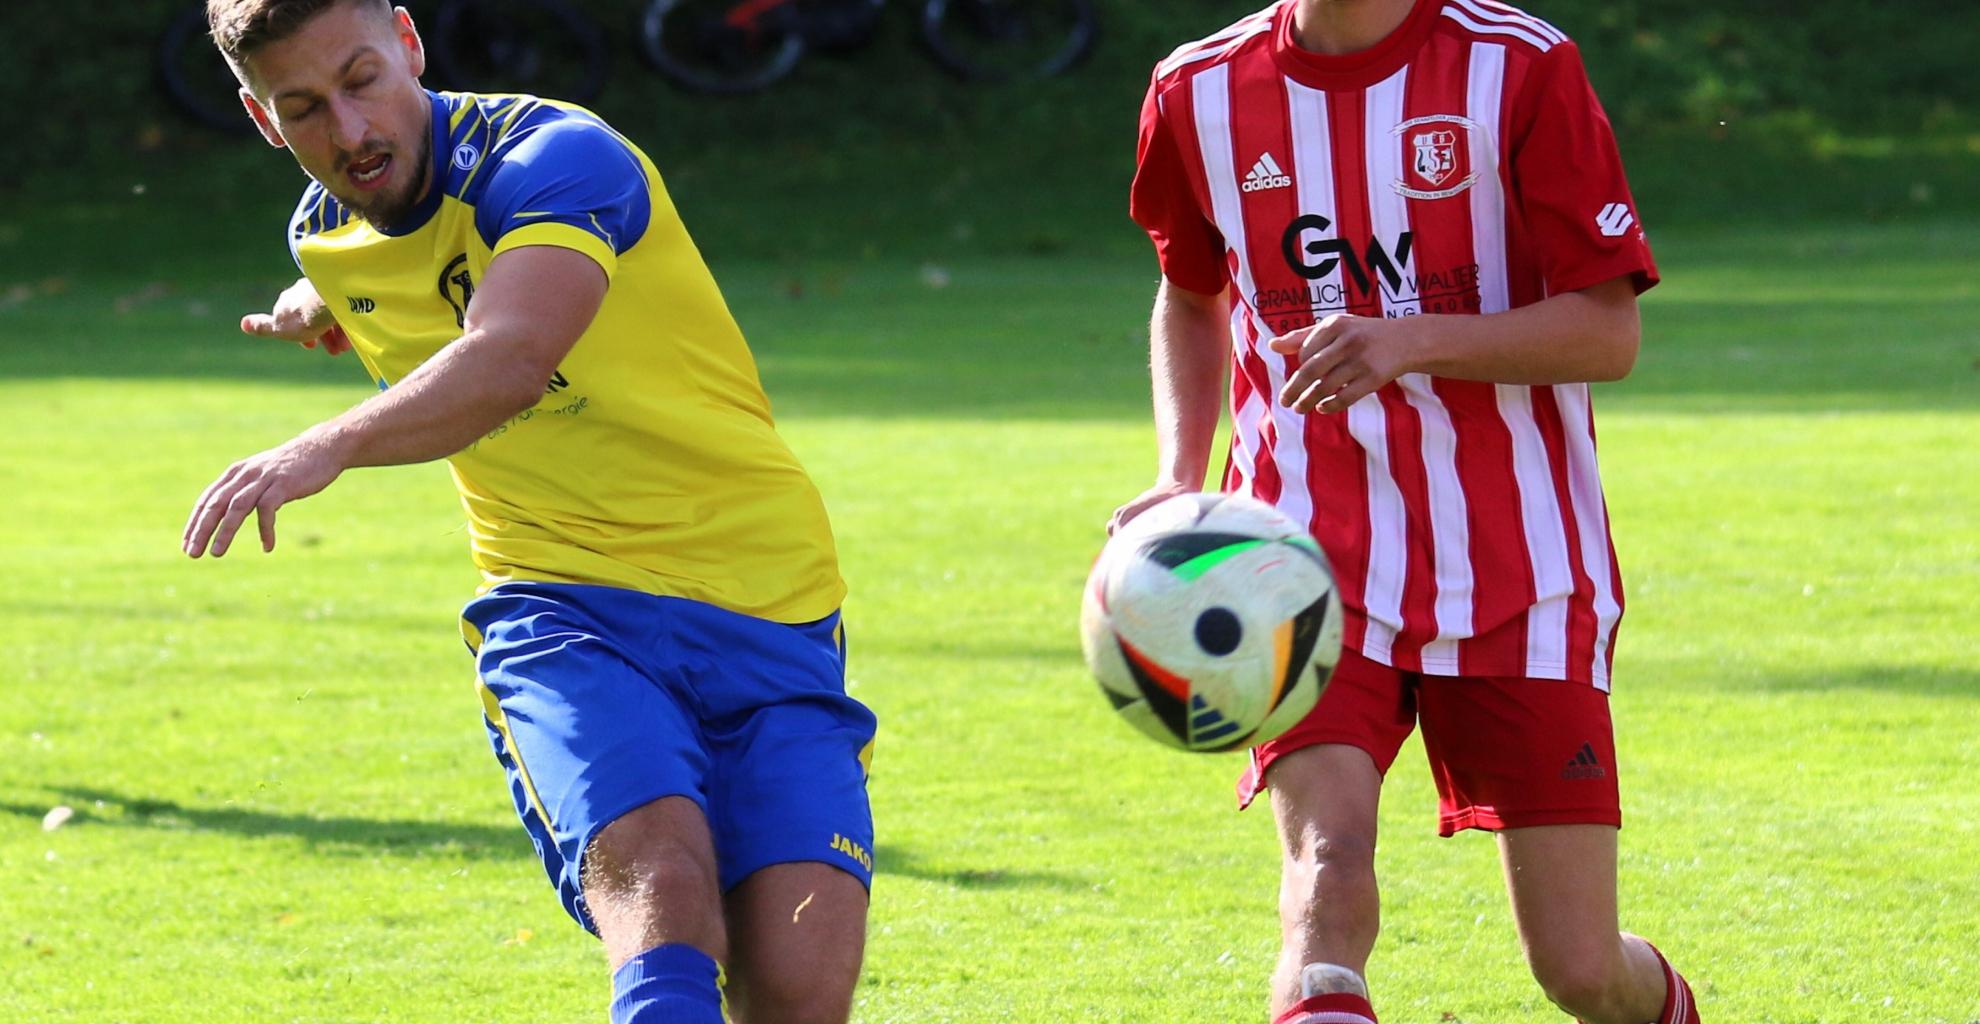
[461,581,877,934]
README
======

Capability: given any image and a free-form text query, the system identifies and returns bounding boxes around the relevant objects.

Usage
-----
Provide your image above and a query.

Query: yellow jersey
[290,90,844,623]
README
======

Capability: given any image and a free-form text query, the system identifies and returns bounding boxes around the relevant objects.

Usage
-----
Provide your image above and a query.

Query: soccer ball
[1081,492,1343,753]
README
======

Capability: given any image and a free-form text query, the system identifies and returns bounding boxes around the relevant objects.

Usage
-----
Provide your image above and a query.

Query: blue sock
[610,944,724,1024]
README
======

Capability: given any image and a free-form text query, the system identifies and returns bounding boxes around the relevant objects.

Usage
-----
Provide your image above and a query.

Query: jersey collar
[374,91,450,238]
[1270,0,1442,92]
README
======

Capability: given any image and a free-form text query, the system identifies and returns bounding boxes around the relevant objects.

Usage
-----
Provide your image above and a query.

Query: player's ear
[394,7,427,79]
[240,90,287,149]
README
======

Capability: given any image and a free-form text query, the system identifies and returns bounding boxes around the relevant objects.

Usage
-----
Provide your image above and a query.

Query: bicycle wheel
[431,0,610,104]
[920,0,1096,82]
[156,5,258,136]
[639,0,806,95]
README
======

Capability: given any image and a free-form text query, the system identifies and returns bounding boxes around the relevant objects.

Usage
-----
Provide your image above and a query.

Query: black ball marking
[1194,607,1243,656]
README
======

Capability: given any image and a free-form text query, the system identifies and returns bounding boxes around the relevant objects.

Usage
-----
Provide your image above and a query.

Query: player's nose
[325,97,372,153]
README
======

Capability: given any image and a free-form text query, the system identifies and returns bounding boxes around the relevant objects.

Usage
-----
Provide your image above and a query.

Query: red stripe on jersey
[1324,90,1378,319]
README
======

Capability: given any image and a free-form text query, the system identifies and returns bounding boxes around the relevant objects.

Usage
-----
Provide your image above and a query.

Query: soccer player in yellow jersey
[181,2,874,1020]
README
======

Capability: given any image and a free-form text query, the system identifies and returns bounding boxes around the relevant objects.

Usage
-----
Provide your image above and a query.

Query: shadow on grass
[1730,664,1980,698]
[7,790,1103,890]
[2,787,533,861]
[873,844,1091,892]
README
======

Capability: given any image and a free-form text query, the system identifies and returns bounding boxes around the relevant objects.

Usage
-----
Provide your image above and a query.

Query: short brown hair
[207,0,392,68]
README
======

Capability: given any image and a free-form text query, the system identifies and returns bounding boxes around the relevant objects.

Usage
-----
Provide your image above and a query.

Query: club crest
[1391,115,1483,201]
[1413,130,1458,186]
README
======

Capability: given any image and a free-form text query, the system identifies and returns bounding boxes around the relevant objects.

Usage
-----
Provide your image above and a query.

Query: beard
[334,127,433,231]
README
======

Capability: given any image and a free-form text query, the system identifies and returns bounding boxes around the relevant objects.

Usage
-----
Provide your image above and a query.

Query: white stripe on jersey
[1363,68,1419,316]
[1555,382,1620,690]
[1497,384,1574,678]
[1466,42,1511,317]
[1439,5,1556,52]
[1285,79,1336,252]
[1157,7,1278,79]
[1193,62,1290,516]
[1459,0,1568,45]
[1263,78,1340,531]
[1190,64,1258,320]
[1347,396,1407,663]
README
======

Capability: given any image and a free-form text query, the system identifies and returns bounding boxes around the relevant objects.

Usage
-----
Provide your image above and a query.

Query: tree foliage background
[2,0,1976,252]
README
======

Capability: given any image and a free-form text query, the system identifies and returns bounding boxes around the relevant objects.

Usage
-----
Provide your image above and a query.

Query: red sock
[1273,992,1378,1024]
[1646,943,1699,1024]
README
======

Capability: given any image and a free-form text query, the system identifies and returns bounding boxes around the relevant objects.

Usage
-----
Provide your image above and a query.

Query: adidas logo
[1560,742,1608,780]
[1241,153,1293,193]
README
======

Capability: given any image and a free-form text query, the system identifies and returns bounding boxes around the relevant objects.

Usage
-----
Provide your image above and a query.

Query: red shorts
[1238,649,1622,835]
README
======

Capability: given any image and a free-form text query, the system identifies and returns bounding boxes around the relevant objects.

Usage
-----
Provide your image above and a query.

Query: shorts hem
[1437,806,1624,837]
[723,855,874,896]
[1238,732,1399,809]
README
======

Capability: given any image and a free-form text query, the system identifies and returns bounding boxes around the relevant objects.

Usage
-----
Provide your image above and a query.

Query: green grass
[1,221,1977,1023]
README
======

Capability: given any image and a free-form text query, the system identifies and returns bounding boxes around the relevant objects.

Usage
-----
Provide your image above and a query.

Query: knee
[1278,829,1378,921]
[582,819,727,961]
[585,832,720,908]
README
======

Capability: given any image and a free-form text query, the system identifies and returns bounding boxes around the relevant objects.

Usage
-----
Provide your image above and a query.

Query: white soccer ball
[1081,492,1343,752]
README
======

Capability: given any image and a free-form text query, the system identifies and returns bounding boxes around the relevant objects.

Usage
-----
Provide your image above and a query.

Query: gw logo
[1281,214,1414,295]
[438,254,476,328]
[830,833,872,871]
[346,296,376,314]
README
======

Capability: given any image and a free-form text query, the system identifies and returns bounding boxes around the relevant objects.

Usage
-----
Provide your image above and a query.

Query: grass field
[1,219,1977,1023]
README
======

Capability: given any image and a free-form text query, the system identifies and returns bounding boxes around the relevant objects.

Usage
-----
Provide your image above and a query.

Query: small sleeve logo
[1596,203,1636,238]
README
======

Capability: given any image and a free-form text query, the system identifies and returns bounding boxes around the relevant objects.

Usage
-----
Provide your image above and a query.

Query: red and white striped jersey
[1131,0,1657,688]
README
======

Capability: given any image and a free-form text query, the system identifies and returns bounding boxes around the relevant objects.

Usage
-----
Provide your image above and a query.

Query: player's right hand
[1107,481,1198,535]
[182,431,347,558]
[242,278,351,355]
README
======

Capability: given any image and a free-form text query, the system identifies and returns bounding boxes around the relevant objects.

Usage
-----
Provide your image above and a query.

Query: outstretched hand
[182,434,346,558]
[243,278,351,355]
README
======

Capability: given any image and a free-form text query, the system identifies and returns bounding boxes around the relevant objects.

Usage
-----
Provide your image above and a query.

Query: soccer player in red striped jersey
[1114,1,1701,1023]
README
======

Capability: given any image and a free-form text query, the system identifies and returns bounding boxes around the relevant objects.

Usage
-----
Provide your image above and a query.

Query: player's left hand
[182,433,346,558]
[1268,314,1420,415]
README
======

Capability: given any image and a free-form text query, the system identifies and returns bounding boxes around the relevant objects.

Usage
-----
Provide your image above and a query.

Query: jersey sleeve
[1130,79,1229,296]
[473,117,654,280]
[1507,43,1658,296]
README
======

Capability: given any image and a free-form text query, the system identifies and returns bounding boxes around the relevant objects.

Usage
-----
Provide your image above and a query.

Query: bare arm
[1106,276,1230,533]
[183,245,609,557]
[1272,274,1641,415]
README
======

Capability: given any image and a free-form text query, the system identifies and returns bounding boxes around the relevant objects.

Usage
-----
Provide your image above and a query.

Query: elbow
[1592,330,1639,382]
[493,362,557,418]
[1588,307,1641,382]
